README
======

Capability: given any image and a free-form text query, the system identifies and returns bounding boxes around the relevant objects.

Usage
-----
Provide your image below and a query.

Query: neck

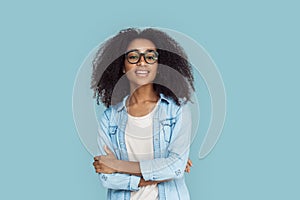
[128,84,159,104]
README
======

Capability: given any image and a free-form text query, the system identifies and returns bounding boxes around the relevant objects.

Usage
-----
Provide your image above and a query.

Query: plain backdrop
[0,0,299,199]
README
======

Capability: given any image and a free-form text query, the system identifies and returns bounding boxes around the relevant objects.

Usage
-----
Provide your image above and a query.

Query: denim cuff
[129,175,141,191]
[139,160,153,181]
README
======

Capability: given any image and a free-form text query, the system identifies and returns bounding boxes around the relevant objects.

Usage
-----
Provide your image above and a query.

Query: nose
[137,55,146,66]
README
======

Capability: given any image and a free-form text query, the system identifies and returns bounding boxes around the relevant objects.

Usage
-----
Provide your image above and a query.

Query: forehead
[126,38,156,51]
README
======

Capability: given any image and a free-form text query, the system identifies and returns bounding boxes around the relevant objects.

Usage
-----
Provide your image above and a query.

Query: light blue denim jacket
[96,93,191,200]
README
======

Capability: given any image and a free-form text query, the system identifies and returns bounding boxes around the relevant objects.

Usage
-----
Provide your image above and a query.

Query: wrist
[114,160,122,173]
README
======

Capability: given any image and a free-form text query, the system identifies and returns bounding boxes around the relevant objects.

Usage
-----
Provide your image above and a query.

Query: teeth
[135,70,149,74]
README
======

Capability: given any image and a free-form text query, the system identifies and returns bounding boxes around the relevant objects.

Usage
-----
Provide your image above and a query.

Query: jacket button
[101,175,107,181]
[175,169,181,176]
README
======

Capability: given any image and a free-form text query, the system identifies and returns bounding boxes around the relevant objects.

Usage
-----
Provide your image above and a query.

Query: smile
[135,70,150,77]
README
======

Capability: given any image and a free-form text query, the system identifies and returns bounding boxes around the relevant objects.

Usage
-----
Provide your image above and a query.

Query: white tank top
[125,105,159,200]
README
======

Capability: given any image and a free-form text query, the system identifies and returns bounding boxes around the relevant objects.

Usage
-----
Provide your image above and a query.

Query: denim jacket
[96,93,191,200]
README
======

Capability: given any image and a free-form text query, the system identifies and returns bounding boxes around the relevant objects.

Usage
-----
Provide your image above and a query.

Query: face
[124,38,158,88]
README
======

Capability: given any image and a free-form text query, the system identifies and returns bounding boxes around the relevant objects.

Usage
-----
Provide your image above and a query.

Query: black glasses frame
[125,49,159,64]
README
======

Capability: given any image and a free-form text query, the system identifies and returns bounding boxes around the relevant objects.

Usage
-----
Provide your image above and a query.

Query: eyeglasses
[125,49,159,64]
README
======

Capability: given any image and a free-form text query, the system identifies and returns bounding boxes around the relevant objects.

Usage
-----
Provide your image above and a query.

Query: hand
[184,158,192,173]
[139,177,172,187]
[93,145,118,174]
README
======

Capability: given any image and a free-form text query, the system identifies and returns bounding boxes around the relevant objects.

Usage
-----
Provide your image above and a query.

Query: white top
[125,105,159,200]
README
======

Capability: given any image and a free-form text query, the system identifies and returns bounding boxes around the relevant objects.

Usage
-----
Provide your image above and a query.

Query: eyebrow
[125,49,156,54]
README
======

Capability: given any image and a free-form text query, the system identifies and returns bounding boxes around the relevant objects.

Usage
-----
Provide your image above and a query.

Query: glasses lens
[126,50,158,64]
[145,51,158,64]
[126,51,140,64]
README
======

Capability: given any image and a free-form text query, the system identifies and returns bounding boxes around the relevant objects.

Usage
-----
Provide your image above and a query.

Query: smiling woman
[91,28,195,200]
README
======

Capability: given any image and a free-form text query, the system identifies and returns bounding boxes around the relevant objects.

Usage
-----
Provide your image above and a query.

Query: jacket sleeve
[139,104,192,181]
[96,107,141,191]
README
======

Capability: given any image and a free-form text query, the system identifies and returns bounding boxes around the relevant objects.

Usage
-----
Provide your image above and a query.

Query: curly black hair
[91,28,195,108]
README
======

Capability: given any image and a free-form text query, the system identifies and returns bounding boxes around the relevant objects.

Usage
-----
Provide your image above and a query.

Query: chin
[127,74,156,87]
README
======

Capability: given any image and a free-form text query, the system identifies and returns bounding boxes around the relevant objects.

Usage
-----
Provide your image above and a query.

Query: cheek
[152,64,158,74]
[124,62,135,72]
[124,64,136,80]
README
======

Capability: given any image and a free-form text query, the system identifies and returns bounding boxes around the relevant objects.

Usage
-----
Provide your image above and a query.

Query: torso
[125,102,159,200]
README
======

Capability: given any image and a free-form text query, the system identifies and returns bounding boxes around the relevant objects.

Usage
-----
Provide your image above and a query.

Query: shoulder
[102,96,127,120]
[159,93,186,117]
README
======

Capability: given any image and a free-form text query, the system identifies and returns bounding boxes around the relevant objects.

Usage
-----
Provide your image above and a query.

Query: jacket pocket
[108,125,118,135]
[160,118,176,143]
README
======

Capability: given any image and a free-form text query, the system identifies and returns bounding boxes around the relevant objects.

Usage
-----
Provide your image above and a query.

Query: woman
[91,28,194,200]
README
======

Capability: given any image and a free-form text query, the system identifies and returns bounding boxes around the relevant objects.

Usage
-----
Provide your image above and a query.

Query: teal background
[0,0,299,199]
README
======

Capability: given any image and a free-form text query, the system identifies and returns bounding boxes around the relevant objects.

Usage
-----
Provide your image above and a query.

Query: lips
[135,70,150,77]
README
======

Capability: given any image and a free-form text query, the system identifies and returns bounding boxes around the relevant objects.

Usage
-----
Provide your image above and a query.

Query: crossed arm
[93,145,192,187]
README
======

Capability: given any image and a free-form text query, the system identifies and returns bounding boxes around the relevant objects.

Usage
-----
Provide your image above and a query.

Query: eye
[146,55,155,60]
[145,53,157,60]
[127,52,140,61]
[129,55,139,59]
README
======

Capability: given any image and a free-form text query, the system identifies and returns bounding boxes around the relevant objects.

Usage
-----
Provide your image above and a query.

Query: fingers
[185,165,190,173]
[104,145,114,155]
[93,160,103,173]
[94,156,100,161]
[93,162,100,172]
[93,156,102,173]
[93,155,110,173]
[95,165,102,173]
[184,158,193,173]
